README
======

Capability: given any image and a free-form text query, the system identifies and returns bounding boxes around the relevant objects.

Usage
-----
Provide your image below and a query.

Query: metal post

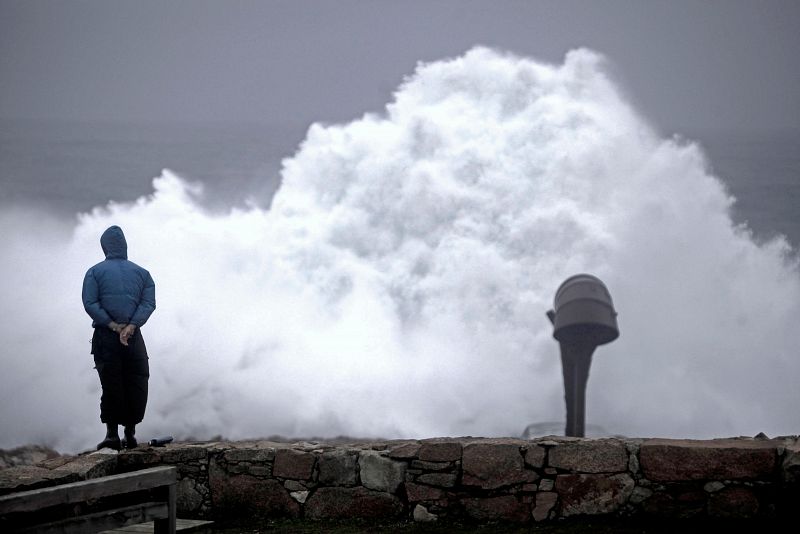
[560,342,594,437]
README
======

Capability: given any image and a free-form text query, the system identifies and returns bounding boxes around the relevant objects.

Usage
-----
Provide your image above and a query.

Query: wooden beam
[0,466,176,515]
[153,482,176,534]
[99,518,214,533]
[15,501,168,534]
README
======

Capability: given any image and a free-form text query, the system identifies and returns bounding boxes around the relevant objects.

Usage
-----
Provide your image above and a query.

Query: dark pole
[560,341,595,437]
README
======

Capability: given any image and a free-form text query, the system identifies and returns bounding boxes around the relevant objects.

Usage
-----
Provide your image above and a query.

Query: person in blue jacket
[82,225,156,450]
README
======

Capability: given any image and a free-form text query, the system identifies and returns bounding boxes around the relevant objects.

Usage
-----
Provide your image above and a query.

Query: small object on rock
[148,436,174,447]
[413,504,437,522]
[290,490,309,504]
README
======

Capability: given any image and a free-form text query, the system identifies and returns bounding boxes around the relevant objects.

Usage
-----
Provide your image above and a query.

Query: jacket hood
[100,226,128,260]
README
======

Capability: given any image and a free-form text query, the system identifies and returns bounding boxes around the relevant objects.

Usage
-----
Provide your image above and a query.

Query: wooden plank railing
[0,465,176,534]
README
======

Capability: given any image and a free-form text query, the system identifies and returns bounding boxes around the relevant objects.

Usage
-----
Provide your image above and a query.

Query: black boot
[122,425,138,449]
[97,423,121,451]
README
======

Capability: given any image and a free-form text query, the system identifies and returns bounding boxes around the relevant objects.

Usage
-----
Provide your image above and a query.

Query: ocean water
[1,48,798,452]
[0,119,302,216]
[3,120,797,250]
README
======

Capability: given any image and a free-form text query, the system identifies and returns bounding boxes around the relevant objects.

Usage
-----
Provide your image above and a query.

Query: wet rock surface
[2,435,798,524]
[555,473,634,516]
[305,486,403,519]
[0,445,60,469]
[548,439,628,473]
[462,440,528,489]
[639,438,778,481]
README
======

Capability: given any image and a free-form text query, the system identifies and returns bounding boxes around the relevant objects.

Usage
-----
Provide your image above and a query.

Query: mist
[1,48,798,453]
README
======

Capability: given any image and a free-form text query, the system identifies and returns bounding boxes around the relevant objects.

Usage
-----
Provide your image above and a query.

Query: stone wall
[2,436,799,524]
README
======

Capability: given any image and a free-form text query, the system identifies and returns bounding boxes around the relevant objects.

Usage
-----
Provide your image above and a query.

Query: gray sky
[1,0,798,133]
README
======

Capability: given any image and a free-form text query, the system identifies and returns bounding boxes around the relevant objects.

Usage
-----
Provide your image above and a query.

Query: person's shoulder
[85,260,108,275]
[125,260,153,277]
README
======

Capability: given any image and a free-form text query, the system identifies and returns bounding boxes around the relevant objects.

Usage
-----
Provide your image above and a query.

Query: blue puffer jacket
[82,226,156,328]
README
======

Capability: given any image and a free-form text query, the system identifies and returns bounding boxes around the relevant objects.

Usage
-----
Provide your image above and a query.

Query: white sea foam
[1,47,798,453]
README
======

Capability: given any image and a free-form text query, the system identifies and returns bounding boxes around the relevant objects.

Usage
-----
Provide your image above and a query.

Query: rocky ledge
[0,445,60,470]
[2,436,799,523]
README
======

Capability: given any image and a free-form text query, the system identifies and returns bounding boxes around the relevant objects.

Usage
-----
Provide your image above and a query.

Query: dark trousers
[92,327,149,426]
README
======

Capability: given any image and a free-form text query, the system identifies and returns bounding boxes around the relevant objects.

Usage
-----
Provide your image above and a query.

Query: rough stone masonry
[1,436,799,524]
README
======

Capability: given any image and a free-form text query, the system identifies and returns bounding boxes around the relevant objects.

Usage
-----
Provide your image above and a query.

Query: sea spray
[1,47,798,453]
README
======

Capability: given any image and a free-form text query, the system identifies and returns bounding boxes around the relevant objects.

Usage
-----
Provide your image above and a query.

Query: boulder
[53,452,117,480]
[708,486,759,518]
[272,449,315,480]
[555,473,634,516]
[0,465,78,495]
[410,460,451,471]
[462,495,530,522]
[209,471,299,518]
[413,504,438,522]
[317,450,358,487]
[532,491,558,521]
[388,442,420,459]
[418,440,462,462]
[283,480,306,491]
[305,487,403,519]
[117,449,162,470]
[626,441,642,476]
[629,486,652,504]
[405,482,445,502]
[176,476,205,513]
[223,447,275,463]
[641,491,704,519]
[160,445,209,464]
[359,451,406,493]
[548,439,627,473]
[462,441,528,489]
[0,445,60,469]
[782,442,800,484]
[640,439,778,481]
[538,478,554,492]
[290,490,309,504]
[416,472,457,488]
[524,445,546,468]
[244,465,270,477]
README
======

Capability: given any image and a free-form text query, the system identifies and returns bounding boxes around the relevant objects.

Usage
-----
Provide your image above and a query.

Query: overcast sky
[1,0,798,134]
